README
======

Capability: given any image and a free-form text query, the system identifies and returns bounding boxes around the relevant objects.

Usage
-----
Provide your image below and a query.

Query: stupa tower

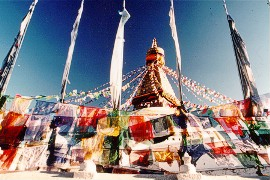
[132,38,180,110]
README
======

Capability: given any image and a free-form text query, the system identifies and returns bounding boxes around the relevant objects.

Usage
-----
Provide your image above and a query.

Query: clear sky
[0,0,269,106]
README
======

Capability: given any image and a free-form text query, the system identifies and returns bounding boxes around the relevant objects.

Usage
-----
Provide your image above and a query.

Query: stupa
[132,38,180,110]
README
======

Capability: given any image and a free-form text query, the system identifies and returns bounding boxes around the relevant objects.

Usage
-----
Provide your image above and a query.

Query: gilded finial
[147,38,164,57]
[152,38,157,48]
[146,38,165,66]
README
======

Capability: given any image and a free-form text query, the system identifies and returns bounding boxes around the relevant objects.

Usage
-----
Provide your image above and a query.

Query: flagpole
[60,0,84,103]
[108,0,130,167]
[223,0,261,117]
[0,0,38,96]
[223,0,229,16]
[169,0,185,110]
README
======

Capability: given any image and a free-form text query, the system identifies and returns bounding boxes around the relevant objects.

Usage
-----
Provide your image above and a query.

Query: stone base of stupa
[73,160,97,179]
[176,153,202,180]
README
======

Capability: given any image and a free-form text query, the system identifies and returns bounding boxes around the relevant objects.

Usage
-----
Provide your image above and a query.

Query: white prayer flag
[61,0,84,102]
[110,5,130,110]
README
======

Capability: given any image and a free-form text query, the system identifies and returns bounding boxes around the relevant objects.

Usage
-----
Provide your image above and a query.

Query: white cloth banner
[169,0,183,101]
[61,0,84,100]
[20,0,38,35]
[110,7,130,110]
[0,0,38,95]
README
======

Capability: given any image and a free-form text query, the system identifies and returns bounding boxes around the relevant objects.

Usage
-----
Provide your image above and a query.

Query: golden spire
[146,38,165,66]
[152,38,158,48]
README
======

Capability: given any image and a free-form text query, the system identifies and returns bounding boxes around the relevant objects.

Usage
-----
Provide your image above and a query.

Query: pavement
[0,171,269,180]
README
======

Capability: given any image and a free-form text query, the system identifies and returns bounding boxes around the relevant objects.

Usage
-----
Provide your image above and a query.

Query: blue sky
[0,0,269,106]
